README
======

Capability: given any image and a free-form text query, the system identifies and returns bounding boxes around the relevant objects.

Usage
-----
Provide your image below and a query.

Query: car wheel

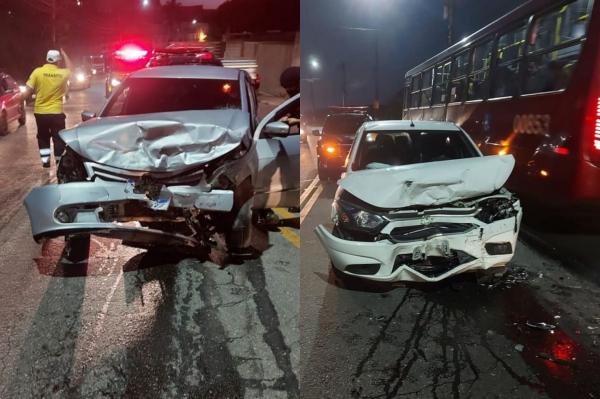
[18,102,26,126]
[62,234,91,265]
[0,111,8,136]
[317,161,330,181]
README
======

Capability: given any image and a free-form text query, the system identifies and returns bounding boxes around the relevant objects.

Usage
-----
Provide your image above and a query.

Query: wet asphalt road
[0,81,299,398]
[299,142,600,398]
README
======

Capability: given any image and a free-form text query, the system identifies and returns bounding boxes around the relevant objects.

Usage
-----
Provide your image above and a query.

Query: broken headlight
[475,197,518,224]
[333,199,388,232]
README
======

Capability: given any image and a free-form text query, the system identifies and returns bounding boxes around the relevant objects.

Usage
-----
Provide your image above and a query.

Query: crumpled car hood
[339,155,515,208]
[60,109,250,172]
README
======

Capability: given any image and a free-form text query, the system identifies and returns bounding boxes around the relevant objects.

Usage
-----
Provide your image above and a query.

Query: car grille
[388,223,476,243]
[88,163,205,186]
[393,250,477,278]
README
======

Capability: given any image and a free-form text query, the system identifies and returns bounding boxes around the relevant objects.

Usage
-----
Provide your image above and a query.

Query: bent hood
[60,109,250,172]
[339,155,515,209]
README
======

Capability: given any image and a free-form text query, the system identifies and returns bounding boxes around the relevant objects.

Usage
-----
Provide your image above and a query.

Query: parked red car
[0,72,26,135]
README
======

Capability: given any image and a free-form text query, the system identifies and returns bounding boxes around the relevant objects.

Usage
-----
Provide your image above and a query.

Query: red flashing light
[553,147,570,155]
[115,44,149,62]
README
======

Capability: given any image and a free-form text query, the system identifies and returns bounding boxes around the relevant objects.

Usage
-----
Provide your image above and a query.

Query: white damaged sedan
[315,120,522,283]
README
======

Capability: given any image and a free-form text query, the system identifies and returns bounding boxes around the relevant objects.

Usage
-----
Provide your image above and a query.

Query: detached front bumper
[315,214,521,283]
[24,180,234,245]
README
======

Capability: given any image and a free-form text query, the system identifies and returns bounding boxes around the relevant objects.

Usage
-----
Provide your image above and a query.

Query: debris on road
[526,321,556,331]
[515,344,524,352]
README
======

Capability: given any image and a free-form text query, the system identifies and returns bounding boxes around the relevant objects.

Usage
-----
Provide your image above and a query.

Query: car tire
[18,102,26,126]
[0,111,8,136]
[317,162,330,181]
[63,234,91,265]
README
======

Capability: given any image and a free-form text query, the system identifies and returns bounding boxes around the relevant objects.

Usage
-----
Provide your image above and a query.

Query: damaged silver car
[24,66,299,256]
[315,120,522,283]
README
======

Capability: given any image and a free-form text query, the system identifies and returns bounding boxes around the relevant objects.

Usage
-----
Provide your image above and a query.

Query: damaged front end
[24,111,256,252]
[315,156,523,283]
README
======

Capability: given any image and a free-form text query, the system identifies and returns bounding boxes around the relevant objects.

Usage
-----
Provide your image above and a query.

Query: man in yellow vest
[23,49,72,168]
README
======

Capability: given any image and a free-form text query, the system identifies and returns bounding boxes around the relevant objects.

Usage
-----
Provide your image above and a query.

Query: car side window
[264,96,300,136]
[246,78,257,129]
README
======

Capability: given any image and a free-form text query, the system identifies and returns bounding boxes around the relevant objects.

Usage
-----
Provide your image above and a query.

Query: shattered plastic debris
[526,321,556,331]
[481,267,529,289]
[514,344,524,352]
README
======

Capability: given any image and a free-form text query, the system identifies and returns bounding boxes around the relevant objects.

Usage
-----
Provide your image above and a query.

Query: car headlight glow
[76,73,86,82]
[18,85,27,94]
[334,199,387,231]
[111,78,121,87]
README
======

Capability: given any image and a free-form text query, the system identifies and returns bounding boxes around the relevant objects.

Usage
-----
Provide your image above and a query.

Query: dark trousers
[34,113,66,164]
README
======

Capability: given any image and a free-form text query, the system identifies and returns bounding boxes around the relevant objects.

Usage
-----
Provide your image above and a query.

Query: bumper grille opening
[388,223,476,243]
[345,263,381,276]
[393,250,477,278]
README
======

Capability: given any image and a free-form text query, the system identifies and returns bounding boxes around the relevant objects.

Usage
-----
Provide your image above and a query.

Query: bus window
[468,40,493,100]
[450,51,470,102]
[524,0,591,94]
[528,0,592,52]
[410,75,421,108]
[492,22,527,98]
[420,69,434,107]
[525,44,582,93]
[433,61,451,105]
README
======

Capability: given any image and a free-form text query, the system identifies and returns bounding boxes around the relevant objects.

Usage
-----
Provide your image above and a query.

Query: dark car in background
[315,112,372,180]
[0,72,26,135]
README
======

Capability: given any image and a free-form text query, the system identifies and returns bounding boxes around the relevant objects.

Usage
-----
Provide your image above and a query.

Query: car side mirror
[81,111,96,122]
[311,129,321,137]
[263,121,290,137]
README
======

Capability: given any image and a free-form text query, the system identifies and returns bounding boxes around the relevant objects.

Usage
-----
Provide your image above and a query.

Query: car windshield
[353,130,479,170]
[102,77,241,116]
[323,114,366,135]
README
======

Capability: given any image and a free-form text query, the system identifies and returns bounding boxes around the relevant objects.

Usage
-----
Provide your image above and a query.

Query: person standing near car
[23,48,72,168]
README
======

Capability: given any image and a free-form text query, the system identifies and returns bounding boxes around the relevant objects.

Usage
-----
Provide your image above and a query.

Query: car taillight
[196,51,213,60]
[323,143,337,155]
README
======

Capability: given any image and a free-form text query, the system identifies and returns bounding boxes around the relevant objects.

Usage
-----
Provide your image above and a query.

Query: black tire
[0,111,8,136]
[317,162,330,181]
[18,102,26,126]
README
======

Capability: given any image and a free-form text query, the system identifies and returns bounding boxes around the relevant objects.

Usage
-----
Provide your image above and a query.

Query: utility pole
[444,0,454,46]
[374,29,379,110]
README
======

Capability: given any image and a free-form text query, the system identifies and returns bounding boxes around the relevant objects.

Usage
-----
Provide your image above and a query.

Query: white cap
[46,50,61,63]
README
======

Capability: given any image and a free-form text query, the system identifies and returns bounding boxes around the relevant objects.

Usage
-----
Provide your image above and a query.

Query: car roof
[129,65,240,80]
[363,120,461,132]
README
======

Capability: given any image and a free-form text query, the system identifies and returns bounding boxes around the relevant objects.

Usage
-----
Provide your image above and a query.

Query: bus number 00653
[513,114,551,136]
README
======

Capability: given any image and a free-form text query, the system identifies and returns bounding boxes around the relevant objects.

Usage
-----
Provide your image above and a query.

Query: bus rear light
[595,97,600,151]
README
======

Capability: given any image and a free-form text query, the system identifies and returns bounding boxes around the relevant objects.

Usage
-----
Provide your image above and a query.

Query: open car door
[252,93,300,209]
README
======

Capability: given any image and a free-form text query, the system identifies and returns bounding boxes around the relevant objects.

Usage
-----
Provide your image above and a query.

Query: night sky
[301,0,529,109]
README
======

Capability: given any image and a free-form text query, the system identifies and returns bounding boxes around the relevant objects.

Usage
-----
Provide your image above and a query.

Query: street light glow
[192,19,197,25]
[309,57,320,71]
[142,0,149,7]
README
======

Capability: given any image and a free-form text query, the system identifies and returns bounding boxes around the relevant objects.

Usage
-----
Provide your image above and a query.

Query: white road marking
[300,175,320,208]
[300,183,323,225]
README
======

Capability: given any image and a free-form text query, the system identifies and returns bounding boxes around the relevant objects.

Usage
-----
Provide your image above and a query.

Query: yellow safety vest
[26,64,70,114]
